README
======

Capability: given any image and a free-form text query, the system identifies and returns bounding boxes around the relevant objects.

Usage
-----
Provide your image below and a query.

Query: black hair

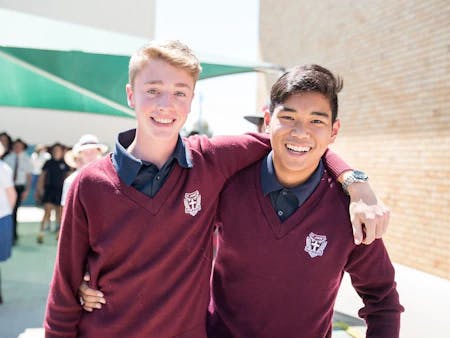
[269,64,343,122]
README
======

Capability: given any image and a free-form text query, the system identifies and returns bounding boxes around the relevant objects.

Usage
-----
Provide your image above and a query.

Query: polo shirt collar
[261,151,324,203]
[112,129,192,186]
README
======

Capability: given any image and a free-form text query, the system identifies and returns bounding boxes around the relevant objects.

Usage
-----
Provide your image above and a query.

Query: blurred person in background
[60,134,107,208]
[0,132,13,160]
[30,144,51,206]
[3,138,32,245]
[243,105,266,133]
[0,142,17,304]
[36,143,70,244]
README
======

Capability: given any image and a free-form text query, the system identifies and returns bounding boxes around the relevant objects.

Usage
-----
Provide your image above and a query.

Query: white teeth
[153,117,173,124]
[286,144,311,152]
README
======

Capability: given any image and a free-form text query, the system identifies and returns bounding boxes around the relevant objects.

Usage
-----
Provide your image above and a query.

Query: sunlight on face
[126,59,195,142]
[265,92,340,187]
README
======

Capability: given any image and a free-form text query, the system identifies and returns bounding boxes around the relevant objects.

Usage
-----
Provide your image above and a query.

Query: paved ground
[0,220,56,338]
[0,217,364,337]
[13,207,449,337]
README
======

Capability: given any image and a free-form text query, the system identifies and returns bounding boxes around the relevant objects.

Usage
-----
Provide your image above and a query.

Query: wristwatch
[342,170,369,193]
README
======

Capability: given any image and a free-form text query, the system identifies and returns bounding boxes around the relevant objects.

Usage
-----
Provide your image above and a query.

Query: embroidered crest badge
[304,232,328,258]
[184,190,202,216]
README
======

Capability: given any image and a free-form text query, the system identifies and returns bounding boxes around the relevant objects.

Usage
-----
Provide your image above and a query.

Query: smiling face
[265,92,340,187]
[126,58,195,143]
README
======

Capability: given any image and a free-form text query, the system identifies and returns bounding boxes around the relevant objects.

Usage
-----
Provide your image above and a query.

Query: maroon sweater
[44,134,350,338]
[208,163,403,338]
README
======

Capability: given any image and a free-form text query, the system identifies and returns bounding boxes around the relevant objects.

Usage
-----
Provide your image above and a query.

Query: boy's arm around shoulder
[44,171,91,337]
[345,240,404,338]
[323,149,390,245]
[187,132,270,180]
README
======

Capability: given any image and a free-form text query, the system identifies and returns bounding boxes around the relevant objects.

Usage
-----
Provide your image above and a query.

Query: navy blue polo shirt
[112,129,192,197]
[261,152,324,221]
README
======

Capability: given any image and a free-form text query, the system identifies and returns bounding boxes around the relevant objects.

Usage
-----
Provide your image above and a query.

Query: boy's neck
[127,130,178,169]
[273,160,320,189]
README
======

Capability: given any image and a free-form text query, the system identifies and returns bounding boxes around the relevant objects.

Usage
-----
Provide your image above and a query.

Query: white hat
[64,134,108,168]
[72,134,108,155]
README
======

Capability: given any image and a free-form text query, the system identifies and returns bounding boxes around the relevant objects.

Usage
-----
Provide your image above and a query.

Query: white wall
[0,0,155,38]
[0,107,135,148]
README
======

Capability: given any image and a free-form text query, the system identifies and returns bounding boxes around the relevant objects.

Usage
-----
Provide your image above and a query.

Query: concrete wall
[0,107,135,149]
[0,0,155,38]
[259,0,450,279]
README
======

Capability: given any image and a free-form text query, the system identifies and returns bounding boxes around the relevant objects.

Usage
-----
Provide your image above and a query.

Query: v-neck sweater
[208,162,403,338]
[44,133,351,338]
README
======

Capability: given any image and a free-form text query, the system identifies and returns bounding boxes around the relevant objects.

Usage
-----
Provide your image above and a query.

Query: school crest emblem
[304,232,328,258]
[184,190,202,216]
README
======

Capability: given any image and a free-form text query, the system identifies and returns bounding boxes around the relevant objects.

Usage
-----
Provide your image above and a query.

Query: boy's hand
[347,182,390,245]
[78,272,106,312]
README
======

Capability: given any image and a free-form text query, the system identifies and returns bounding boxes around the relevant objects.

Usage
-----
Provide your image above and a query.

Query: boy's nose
[290,123,309,138]
[156,92,173,110]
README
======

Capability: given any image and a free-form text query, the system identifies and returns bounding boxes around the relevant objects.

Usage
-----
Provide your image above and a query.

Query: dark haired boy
[208,65,403,338]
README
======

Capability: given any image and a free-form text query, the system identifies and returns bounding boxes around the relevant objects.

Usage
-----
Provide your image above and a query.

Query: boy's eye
[311,119,324,124]
[175,91,187,97]
[147,89,158,94]
[280,115,294,120]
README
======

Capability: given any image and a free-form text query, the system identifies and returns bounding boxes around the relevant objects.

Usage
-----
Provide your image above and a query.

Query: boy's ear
[330,119,341,144]
[263,109,272,133]
[126,84,135,108]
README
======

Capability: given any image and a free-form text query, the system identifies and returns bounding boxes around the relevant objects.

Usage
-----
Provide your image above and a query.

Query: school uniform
[208,153,403,338]
[44,130,350,338]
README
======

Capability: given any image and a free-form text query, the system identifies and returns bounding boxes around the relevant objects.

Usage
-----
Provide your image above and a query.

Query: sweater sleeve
[322,148,352,179]
[197,133,271,180]
[198,133,350,181]
[44,172,91,337]
[344,240,404,338]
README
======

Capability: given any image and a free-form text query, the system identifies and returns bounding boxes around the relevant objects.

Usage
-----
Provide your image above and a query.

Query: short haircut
[269,64,343,122]
[128,40,202,87]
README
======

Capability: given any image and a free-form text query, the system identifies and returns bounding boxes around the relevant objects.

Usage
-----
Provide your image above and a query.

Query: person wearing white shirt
[60,134,107,208]
[54,135,107,242]
[30,144,51,209]
[0,142,17,304]
[3,138,32,245]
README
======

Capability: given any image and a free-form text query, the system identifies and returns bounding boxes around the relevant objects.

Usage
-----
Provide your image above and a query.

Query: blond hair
[128,40,202,87]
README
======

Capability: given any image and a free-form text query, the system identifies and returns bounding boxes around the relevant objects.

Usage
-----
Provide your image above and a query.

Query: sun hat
[72,134,108,155]
[64,134,108,168]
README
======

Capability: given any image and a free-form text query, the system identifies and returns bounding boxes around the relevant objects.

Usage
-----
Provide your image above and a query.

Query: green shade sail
[0,46,275,118]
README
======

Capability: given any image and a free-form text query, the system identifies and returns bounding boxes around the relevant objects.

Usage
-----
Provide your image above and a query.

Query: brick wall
[259,0,450,279]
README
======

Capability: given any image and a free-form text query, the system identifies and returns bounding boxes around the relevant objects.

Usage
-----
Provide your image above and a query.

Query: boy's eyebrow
[278,105,330,118]
[278,105,296,113]
[144,80,192,90]
[174,82,193,89]
[311,111,330,118]
[144,80,163,85]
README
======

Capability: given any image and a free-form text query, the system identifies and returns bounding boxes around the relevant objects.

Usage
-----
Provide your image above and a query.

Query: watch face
[353,170,368,180]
